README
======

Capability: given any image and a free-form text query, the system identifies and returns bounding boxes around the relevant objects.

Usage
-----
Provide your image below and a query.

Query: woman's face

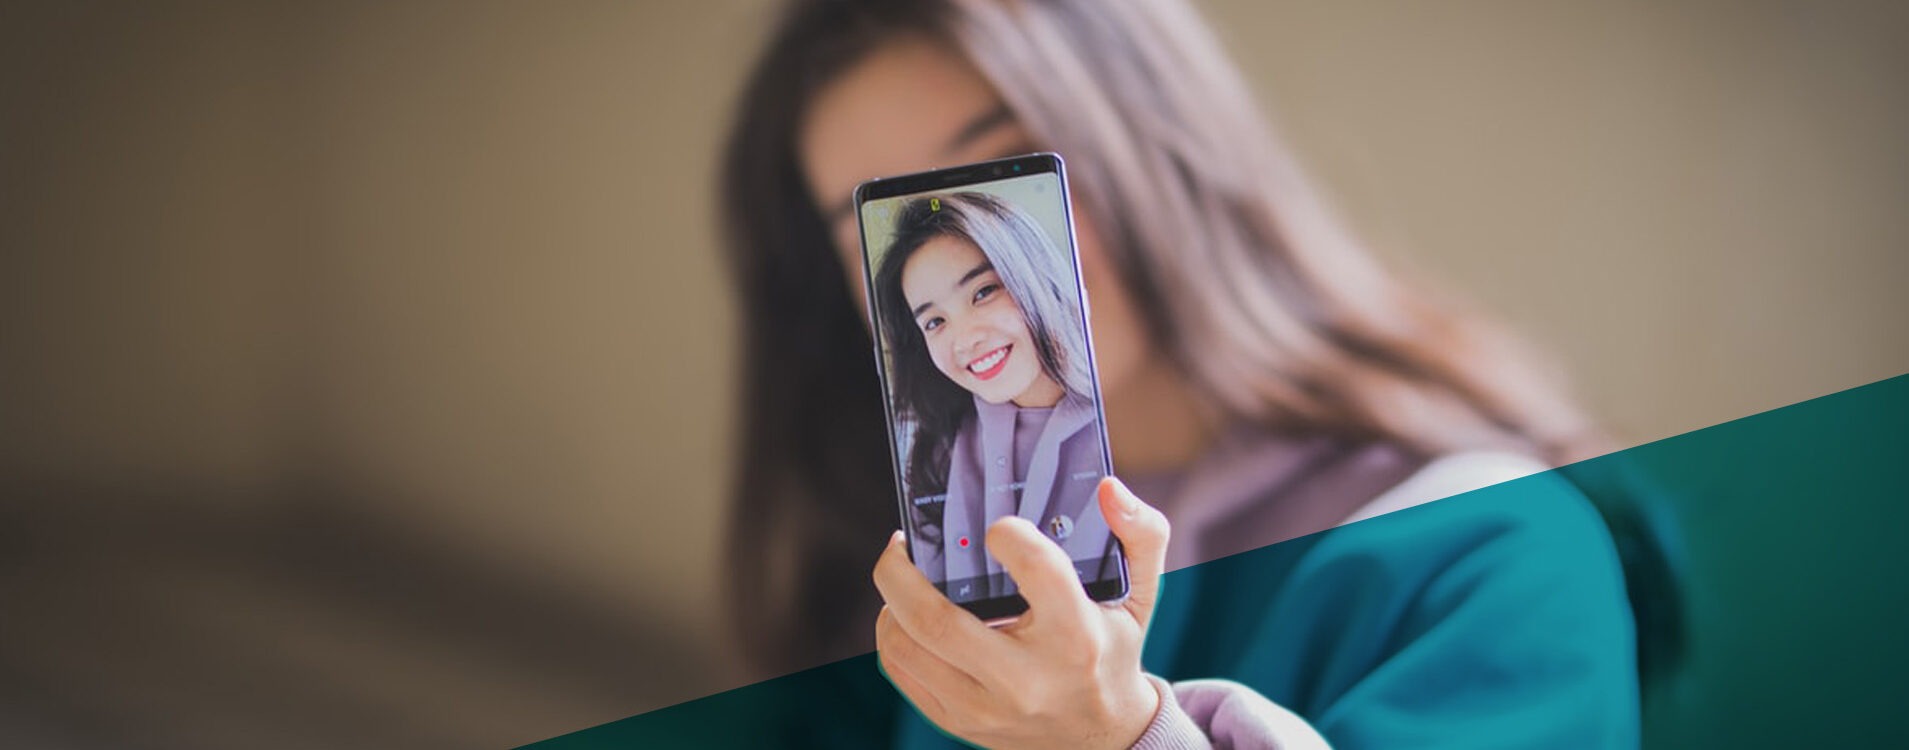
[800,38,1155,406]
[900,235,1063,408]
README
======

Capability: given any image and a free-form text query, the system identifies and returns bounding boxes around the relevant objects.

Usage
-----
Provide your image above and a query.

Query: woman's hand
[873,477,1171,750]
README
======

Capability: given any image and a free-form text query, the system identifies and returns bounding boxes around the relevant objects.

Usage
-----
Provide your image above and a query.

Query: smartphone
[854,152,1127,621]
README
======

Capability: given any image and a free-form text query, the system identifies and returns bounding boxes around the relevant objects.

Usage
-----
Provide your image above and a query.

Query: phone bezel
[852,152,1129,621]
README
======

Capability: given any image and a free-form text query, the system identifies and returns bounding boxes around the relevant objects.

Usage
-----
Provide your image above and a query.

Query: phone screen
[855,153,1126,620]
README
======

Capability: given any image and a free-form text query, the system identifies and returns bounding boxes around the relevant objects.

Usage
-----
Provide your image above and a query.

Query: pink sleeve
[1130,674,1331,750]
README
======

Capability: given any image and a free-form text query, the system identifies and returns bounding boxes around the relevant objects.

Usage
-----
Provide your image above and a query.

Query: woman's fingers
[1098,477,1170,625]
[876,606,981,724]
[872,531,1008,670]
[876,609,947,722]
[985,516,1095,628]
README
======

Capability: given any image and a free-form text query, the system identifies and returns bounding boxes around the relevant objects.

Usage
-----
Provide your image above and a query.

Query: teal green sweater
[526,461,1639,749]
[893,468,1640,748]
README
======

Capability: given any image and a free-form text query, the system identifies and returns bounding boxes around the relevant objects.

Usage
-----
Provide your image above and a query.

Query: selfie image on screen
[863,173,1117,605]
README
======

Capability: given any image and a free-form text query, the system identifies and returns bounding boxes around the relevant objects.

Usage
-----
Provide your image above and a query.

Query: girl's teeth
[969,348,1006,373]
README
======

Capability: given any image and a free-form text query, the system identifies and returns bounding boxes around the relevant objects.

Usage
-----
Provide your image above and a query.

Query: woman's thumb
[1098,476,1169,623]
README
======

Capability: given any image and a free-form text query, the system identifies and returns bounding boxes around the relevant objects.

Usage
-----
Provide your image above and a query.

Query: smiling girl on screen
[871,191,1114,601]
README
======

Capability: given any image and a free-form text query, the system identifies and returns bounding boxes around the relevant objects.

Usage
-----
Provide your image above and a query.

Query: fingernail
[890,530,905,547]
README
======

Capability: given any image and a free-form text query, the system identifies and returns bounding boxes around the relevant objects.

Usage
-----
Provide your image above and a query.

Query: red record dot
[957,536,970,548]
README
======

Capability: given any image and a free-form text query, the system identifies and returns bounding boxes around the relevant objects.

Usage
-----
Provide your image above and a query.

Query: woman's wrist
[1126,674,1210,750]
[1120,672,1165,746]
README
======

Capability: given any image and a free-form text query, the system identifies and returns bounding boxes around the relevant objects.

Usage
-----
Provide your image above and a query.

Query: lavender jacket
[910,391,1114,599]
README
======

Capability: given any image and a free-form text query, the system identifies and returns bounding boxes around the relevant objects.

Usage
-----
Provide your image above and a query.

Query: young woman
[721,0,1638,747]
[871,192,1115,602]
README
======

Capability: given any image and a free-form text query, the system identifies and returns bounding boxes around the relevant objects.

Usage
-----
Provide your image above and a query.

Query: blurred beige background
[2,0,1904,747]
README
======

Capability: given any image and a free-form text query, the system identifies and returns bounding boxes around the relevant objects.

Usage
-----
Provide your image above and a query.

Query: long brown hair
[720,0,1601,675]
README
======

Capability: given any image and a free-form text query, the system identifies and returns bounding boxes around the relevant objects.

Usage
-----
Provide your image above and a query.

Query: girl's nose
[951,317,989,358]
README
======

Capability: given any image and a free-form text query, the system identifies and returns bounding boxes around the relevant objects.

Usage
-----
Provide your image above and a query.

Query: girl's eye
[921,316,944,333]
[973,283,1000,303]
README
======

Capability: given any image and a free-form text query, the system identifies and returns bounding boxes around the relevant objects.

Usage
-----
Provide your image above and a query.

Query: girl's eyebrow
[940,103,1015,157]
[912,261,994,317]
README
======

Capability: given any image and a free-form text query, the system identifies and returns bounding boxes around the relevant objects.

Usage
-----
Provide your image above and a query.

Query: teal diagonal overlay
[525,374,1909,749]
[1605,373,1909,747]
